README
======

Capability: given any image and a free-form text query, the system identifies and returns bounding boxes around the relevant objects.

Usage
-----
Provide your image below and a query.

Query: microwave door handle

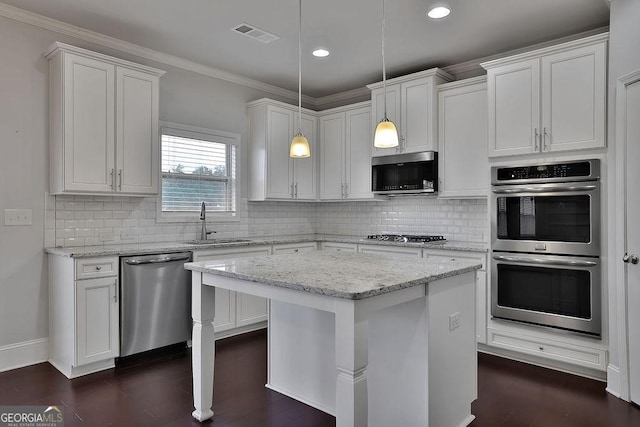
[492,184,598,194]
[492,255,597,268]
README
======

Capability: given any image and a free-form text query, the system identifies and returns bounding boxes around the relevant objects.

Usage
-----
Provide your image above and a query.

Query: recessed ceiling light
[427,6,451,19]
[312,48,330,58]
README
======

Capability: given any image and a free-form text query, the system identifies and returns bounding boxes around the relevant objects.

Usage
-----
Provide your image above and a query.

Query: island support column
[335,299,369,427]
[191,273,216,422]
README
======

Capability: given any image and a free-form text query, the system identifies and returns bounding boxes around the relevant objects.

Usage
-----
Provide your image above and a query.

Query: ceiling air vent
[232,23,279,44]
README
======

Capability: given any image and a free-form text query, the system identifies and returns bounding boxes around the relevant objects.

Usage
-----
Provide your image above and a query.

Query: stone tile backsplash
[46,194,487,248]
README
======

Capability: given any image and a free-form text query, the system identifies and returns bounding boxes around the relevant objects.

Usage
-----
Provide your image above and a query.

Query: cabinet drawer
[272,243,318,254]
[425,254,485,270]
[75,257,118,279]
[319,242,358,252]
[358,244,422,259]
[487,328,607,371]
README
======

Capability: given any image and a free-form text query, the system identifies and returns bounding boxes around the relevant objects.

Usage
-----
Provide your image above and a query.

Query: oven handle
[492,184,597,194]
[492,254,598,267]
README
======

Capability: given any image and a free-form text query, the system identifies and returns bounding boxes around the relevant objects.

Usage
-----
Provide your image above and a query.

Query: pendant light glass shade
[373,0,399,149]
[290,132,310,157]
[374,118,399,148]
[290,0,311,158]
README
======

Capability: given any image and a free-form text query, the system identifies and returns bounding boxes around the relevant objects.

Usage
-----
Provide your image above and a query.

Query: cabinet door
[75,277,119,366]
[293,113,318,200]
[487,59,540,157]
[266,105,294,199]
[541,42,606,152]
[345,107,373,199]
[116,67,159,194]
[371,84,401,156]
[438,81,489,198]
[63,53,115,192]
[319,112,345,200]
[401,77,436,153]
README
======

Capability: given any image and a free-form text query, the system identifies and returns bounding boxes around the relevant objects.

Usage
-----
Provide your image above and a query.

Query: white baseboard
[606,364,625,399]
[0,338,48,372]
[265,383,335,416]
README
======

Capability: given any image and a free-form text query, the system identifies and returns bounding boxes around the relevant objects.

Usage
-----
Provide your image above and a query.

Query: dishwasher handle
[124,254,191,265]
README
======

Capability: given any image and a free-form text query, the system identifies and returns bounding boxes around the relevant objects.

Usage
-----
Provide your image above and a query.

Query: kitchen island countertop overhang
[186,250,481,426]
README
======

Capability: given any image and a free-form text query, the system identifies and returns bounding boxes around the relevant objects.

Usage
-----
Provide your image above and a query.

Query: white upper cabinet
[319,103,374,201]
[438,77,489,198]
[368,69,453,155]
[46,42,164,195]
[482,33,607,157]
[248,99,317,201]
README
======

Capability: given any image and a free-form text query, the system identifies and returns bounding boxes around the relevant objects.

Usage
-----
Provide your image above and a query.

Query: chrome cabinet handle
[543,127,550,151]
[95,266,102,271]
[294,183,298,198]
[623,253,639,265]
[344,183,349,197]
[114,280,118,303]
[534,128,539,151]
[118,169,122,190]
[110,169,115,189]
[290,183,294,198]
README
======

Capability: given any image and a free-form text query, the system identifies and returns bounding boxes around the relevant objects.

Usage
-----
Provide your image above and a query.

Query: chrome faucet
[199,202,216,240]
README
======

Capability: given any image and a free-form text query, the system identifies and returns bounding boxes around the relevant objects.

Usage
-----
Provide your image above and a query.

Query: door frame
[612,68,640,402]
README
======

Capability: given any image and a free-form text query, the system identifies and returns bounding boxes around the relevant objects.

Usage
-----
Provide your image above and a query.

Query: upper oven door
[491,181,600,256]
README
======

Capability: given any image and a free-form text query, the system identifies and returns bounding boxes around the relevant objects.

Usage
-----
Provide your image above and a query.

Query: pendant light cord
[381,0,387,119]
[298,0,302,133]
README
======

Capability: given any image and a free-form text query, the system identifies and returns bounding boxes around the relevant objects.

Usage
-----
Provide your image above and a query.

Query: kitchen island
[185,251,481,427]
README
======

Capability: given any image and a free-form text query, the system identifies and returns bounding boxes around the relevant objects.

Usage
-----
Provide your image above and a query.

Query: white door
[266,105,294,199]
[116,66,159,194]
[623,72,640,405]
[293,113,318,200]
[345,106,373,199]
[486,58,540,157]
[401,77,435,153]
[319,112,345,200]
[63,53,115,192]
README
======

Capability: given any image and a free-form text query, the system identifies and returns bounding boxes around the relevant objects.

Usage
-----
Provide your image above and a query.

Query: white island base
[186,252,478,427]
[268,273,477,427]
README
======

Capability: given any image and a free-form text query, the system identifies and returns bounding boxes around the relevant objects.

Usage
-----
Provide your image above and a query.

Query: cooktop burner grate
[366,234,446,243]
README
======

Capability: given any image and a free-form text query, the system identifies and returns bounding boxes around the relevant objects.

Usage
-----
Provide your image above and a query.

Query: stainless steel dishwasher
[120,252,192,357]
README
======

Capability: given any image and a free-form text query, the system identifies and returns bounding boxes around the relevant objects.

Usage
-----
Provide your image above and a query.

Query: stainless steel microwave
[371,151,438,195]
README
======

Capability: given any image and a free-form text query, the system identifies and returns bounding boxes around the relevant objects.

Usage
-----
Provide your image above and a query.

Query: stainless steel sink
[185,239,251,245]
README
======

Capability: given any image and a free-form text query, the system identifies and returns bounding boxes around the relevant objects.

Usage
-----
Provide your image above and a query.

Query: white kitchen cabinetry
[49,255,120,378]
[482,33,607,157]
[319,103,375,200]
[193,246,271,335]
[46,42,164,195]
[248,99,317,201]
[423,249,488,344]
[368,69,453,155]
[319,242,359,252]
[437,77,489,198]
[272,242,318,254]
[358,244,423,259]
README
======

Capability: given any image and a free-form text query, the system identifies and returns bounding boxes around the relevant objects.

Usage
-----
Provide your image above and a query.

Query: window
[159,123,239,221]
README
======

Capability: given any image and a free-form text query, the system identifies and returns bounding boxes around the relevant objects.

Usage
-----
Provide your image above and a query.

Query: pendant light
[289,0,311,158]
[373,0,399,149]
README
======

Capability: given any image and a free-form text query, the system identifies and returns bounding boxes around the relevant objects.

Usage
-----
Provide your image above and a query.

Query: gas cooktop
[366,234,446,243]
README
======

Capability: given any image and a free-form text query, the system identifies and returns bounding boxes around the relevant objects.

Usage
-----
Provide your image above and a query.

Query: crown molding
[0,2,310,104]
[312,86,371,109]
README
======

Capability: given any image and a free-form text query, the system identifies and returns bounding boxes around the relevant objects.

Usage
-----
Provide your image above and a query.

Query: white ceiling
[0,0,610,98]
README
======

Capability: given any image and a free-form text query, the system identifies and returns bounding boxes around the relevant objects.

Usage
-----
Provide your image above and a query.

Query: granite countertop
[185,250,481,300]
[44,234,488,258]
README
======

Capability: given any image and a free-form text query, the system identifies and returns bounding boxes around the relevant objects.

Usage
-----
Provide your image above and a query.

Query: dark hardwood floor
[1,329,639,426]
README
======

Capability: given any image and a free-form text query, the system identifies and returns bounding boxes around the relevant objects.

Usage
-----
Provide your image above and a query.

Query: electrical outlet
[97,231,114,242]
[4,209,33,226]
[120,230,137,240]
[449,312,461,331]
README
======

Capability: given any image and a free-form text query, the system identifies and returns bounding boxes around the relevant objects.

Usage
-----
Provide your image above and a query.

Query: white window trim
[156,121,241,224]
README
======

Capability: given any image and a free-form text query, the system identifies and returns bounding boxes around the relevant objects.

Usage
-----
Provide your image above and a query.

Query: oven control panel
[492,160,598,184]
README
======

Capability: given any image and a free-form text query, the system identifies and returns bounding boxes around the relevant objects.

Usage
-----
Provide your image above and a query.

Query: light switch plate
[4,209,33,226]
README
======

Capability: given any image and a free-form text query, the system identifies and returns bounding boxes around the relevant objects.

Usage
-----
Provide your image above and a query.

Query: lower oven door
[491,252,601,336]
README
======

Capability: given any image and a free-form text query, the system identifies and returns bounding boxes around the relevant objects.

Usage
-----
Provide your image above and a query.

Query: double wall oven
[491,159,601,336]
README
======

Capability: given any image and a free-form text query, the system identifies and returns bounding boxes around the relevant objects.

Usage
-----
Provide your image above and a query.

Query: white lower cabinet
[49,255,120,378]
[358,244,423,259]
[486,327,607,372]
[193,246,271,336]
[319,242,358,252]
